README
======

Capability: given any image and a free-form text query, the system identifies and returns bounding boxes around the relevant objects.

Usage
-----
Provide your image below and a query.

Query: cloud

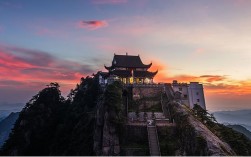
[92,0,127,5]
[0,45,95,87]
[154,73,200,84]
[78,20,108,30]
[200,75,227,82]
[36,28,62,37]
[204,81,251,96]
[154,71,251,96]
[0,44,100,103]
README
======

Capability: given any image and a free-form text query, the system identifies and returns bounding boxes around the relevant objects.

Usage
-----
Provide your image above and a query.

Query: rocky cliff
[167,101,235,155]
[94,82,124,155]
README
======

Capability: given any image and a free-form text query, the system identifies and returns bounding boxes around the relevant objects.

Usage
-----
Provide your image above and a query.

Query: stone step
[147,125,160,156]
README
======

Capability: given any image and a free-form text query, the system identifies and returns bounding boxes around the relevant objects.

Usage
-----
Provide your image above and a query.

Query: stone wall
[121,125,148,145]
[132,86,162,99]
[120,125,149,156]
[157,125,180,156]
[131,86,163,112]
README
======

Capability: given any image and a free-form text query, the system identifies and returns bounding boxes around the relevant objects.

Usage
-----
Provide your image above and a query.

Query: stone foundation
[132,86,162,99]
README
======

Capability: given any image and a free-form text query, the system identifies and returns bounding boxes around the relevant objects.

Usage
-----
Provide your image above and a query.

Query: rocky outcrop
[93,96,105,155]
[168,101,236,156]
[94,95,121,156]
[94,82,123,156]
[102,111,120,155]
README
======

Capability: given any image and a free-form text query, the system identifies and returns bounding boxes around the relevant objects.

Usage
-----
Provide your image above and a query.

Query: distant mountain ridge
[0,102,24,111]
[227,124,251,140]
[0,110,13,122]
[0,112,20,147]
[0,102,23,123]
[213,109,251,131]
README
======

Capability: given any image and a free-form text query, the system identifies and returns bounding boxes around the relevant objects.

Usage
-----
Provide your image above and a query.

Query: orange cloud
[78,20,108,30]
[200,75,227,82]
[154,73,200,84]
[205,80,251,95]
[151,68,251,97]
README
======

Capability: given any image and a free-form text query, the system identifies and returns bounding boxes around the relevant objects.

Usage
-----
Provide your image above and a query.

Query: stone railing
[123,83,164,88]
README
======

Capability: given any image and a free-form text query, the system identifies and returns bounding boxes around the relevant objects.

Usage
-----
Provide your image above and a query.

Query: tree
[193,104,217,125]
[0,83,64,155]
[104,81,124,125]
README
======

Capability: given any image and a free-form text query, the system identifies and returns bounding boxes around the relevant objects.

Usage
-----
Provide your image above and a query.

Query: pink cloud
[0,45,95,89]
[36,28,56,36]
[78,20,108,30]
[92,0,127,5]
[33,26,69,38]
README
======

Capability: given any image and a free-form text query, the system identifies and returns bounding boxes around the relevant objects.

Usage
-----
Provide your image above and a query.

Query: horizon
[0,0,251,112]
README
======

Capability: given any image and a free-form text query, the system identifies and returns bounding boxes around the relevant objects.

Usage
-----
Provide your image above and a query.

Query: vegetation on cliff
[0,75,127,156]
[104,81,125,127]
[97,81,125,155]
[165,100,235,156]
[193,104,251,156]
[0,76,100,155]
[227,124,251,140]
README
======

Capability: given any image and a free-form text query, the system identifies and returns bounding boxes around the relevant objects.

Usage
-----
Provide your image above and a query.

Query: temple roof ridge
[105,53,152,69]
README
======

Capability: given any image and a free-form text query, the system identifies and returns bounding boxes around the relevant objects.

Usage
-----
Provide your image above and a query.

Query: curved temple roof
[105,54,152,69]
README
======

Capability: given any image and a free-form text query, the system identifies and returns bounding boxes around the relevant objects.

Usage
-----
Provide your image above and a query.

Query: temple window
[129,77,133,84]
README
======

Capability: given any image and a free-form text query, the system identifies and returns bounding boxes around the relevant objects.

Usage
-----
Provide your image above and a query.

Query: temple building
[97,53,206,110]
[104,53,158,84]
[172,80,206,109]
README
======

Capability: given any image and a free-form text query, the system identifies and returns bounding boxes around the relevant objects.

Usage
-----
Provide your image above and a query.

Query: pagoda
[104,53,158,84]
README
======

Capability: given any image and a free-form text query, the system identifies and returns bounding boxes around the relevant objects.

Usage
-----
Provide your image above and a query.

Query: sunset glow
[0,0,251,111]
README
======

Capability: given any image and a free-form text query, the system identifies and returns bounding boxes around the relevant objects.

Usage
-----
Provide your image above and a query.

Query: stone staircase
[147,125,160,156]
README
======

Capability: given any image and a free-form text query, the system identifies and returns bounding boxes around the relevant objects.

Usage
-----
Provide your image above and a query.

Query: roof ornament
[126,52,128,55]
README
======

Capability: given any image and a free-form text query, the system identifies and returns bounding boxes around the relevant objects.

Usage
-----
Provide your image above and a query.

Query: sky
[0,0,251,111]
